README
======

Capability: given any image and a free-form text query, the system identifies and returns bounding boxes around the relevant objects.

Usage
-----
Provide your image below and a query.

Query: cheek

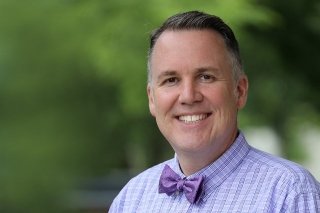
[206,85,236,105]
[154,90,177,112]
[148,86,178,116]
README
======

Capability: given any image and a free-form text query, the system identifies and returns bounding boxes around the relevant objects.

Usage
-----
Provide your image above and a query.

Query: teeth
[179,114,207,123]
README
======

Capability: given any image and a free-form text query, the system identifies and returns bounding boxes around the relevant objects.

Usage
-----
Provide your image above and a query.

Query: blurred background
[0,0,319,212]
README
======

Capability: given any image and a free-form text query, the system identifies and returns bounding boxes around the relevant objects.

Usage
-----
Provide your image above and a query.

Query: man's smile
[177,113,212,123]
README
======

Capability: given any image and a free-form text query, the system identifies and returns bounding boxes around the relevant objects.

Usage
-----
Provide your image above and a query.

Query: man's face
[147,30,248,159]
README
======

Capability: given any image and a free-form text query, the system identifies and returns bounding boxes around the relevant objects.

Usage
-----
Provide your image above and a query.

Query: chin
[171,139,209,153]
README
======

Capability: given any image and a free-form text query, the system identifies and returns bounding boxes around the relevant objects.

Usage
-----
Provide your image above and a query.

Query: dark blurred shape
[67,170,134,212]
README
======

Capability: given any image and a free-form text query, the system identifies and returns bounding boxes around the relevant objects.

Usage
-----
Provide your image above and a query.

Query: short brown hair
[147,11,244,82]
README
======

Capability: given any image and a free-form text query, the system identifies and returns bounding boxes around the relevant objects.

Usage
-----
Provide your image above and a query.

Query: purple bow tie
[158,164,204,204]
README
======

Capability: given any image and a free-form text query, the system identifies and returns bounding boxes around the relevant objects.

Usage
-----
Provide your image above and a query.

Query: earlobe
[147,84,156,117]
[236,75,249,109]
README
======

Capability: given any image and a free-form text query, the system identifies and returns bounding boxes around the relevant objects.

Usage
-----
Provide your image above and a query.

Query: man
[109,11,320,212]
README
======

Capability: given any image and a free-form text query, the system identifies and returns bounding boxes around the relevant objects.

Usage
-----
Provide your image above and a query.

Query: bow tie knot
[176,178,186,191]
[159,164,204,204]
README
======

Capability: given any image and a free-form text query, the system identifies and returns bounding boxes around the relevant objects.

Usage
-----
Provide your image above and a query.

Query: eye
[199,74,215,82]
[163,77,179,85]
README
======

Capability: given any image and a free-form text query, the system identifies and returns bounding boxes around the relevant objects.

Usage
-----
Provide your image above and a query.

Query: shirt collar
[169,132,250,202]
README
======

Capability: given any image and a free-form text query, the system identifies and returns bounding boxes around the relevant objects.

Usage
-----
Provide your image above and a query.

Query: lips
[178,113,210,123]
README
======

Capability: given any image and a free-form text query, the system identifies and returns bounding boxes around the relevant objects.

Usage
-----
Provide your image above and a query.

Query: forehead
[150,29,231,74]
[154,29,226,50]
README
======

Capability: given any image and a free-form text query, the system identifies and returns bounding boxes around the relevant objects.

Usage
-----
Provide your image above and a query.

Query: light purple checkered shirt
[109,132,320,212]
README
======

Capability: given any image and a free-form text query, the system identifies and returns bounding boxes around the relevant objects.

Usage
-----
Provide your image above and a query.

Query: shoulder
[109,159,172,212]
[245,146,320,193]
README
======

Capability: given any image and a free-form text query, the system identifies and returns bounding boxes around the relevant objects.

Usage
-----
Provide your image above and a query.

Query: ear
[235,75,249,109]
[147,84,156,117]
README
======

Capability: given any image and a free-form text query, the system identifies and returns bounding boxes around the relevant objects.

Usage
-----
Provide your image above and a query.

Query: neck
[177,130,239,176]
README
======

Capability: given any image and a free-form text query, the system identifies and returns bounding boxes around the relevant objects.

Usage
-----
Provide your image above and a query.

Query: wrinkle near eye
[162,77,179,86]
[200,74,213,80]
[156,70,178,85]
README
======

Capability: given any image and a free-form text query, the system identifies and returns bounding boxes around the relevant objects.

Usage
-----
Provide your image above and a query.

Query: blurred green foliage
[0,0,319,212]
[241,0,320,159]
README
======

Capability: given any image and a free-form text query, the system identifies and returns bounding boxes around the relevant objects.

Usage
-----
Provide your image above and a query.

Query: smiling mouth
[177,113,211,123]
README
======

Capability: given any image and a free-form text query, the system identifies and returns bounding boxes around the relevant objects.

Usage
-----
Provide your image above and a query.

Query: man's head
[148,11,244,84]
[147,11,248,174]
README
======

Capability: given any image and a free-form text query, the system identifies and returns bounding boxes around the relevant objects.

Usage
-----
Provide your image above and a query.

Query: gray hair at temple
[147,11,244,83]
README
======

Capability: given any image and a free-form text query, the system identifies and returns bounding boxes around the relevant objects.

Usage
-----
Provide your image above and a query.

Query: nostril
[178,81,203,105]
[179,91,203,105]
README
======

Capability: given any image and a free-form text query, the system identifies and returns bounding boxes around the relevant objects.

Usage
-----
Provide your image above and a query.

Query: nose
[178,80,203,105]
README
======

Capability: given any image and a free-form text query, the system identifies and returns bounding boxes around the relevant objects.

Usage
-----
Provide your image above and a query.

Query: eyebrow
[156,70,177,83]
[195,66,220,74]
[155,66,220,83]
